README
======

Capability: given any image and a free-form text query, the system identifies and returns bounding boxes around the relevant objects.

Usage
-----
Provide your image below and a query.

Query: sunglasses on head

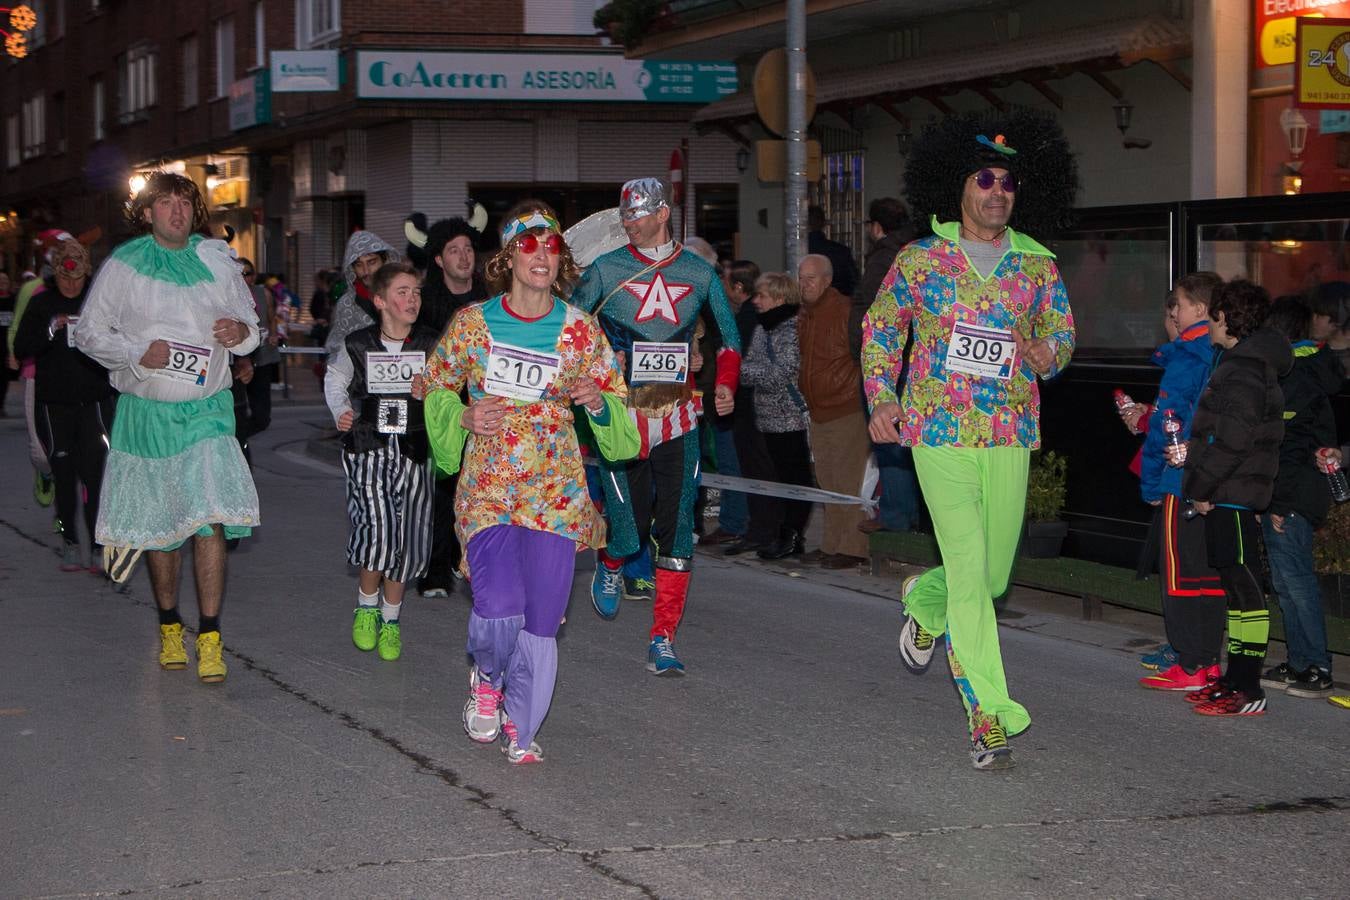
[513,233,564,255]
[972,169,1017,193]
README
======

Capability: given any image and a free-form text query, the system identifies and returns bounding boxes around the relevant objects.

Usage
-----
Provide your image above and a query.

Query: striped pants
[342,443,433,583]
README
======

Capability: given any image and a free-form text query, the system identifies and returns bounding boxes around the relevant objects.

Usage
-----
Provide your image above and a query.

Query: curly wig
[484,200,580,299]
[904,107,1079,240]
[1209,278,1271,341]
[126,172,210,235]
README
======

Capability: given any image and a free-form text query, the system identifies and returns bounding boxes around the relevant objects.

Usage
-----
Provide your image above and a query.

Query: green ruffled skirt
[97,390,259,550]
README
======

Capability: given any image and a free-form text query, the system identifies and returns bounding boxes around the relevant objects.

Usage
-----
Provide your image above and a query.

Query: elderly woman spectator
[740,272,814,560]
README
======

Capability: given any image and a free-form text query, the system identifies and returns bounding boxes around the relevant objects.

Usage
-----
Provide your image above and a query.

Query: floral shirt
[861,220,1074,449]
[423,296,628,568]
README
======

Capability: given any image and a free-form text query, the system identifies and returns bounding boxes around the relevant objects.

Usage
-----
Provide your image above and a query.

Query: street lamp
[128,173,147,197]
[1280,107,1310,194]
[735,146,750,174]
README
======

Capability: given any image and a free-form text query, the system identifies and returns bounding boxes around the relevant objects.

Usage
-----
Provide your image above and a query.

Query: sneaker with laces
[1193,687,1267,716]
[462,667,502,743]
[376,620,402,661]
[159,623,187,670]
[591,562,623,619]
[1139,643,1179,671]
[646,635,686,676]
[59,542,82,572]
[1139,663,1220,691]
[196,631,227,683]
[499,717,543,765]
[623,575,655,601]
[352,607,379,651]
[1285,666,1334,699]
[1184,675,1232,704]
[1260,661,1298,691]
[1328,694,1350,709]
[34,471,54,507]
[898,576,936,675]
[971,722,1015,770]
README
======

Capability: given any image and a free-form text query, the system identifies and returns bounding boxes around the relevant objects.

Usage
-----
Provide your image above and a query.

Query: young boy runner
[325,262,438,661]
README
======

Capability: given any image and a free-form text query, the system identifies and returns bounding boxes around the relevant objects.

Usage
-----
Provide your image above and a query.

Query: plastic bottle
[1317,448,1350,503]
[1161,409,1186,466]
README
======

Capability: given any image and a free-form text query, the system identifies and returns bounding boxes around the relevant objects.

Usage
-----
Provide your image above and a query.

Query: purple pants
[465,525,576,750]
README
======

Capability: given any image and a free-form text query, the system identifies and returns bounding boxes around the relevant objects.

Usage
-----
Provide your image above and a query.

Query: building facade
[0,0,742,302]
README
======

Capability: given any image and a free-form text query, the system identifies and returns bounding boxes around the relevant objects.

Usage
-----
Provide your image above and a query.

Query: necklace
[961,225,1009,247]
[380,329,408,343]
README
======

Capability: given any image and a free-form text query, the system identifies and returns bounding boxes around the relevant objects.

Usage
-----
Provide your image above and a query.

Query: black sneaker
[1259,661,1297,691]
[1286,667,1334,699]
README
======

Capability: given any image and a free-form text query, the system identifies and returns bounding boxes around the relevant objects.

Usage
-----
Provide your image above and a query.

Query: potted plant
[1024,449,1069,558]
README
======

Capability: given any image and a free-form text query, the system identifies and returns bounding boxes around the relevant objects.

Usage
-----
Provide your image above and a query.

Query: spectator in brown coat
[798,254,870,568]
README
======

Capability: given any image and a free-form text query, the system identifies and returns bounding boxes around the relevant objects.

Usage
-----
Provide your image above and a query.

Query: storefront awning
[692,15,1191,124]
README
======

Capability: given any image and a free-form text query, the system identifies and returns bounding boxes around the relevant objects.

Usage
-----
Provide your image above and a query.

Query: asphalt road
[2,402,1347,898]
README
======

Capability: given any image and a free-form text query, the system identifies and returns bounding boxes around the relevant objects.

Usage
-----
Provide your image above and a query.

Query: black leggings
[36,397,115,546]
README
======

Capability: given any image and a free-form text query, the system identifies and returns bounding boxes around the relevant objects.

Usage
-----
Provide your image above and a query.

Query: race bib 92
[157,340,212,386]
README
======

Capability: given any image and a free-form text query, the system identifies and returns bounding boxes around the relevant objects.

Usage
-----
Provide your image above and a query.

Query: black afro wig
[904,107,1079,241]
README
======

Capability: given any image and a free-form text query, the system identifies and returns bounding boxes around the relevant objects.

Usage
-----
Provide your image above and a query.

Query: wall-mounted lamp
[735,146,750,174]
[1280,107,1310,163]
[1112,99,1152,150]
[896,126,912,157]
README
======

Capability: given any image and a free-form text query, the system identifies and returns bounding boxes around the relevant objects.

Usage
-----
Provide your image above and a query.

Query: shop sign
[1295,18,1350,107]
[356,51,736,103]
[272,50,340,93]
[1320,109,1350,130]
[1255,0,1350,68]
[229,70,271,131]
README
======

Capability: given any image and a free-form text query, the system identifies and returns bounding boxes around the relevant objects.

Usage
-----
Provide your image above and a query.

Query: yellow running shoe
[377,621,402,661]
[1328,694,1350,710]
[196,632,227,683]
[159,623,187,670]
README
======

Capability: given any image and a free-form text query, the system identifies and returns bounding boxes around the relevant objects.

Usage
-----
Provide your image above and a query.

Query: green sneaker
[352,607,379,651]
[377,620,402,661]
[34,471,54,508]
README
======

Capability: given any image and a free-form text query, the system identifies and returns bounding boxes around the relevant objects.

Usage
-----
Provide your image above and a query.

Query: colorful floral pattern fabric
[423,298,626,560]
[861,224,1074,449]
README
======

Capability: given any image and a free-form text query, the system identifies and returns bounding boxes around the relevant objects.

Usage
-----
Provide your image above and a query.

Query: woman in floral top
[424,201,637,764]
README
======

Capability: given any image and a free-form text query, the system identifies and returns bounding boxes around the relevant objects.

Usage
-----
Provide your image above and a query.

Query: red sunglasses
[513,233,564,255]
[973,168,1017,193]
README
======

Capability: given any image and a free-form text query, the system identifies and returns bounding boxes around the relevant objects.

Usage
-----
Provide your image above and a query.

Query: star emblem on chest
[624,272,693,325]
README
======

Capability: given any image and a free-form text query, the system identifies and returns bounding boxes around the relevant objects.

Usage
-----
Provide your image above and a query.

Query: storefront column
[1191,0,1249,199]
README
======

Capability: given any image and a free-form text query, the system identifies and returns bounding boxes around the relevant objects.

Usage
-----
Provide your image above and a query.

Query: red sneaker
[1193,688,1267,716]
[1139,663,1220,691]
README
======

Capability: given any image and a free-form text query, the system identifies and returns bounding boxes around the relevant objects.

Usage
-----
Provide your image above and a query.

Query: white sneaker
[898,574,937,674]
[500,716,543,765]
[462,667,502,743]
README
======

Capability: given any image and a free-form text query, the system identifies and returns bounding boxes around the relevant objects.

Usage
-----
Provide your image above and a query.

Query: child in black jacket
[1177,279,1292,716]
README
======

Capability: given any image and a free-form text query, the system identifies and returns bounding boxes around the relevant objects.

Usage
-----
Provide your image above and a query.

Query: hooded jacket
[1140,321,1212,503]
[1183,327,1294,510]
[1267,341,1344,526]
[12,280,113,405]
[323,231,401,359]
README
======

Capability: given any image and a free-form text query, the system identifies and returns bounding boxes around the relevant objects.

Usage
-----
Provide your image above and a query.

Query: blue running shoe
[646,635,685,676]
[1139,643,1178,671]
[591,561,623,619]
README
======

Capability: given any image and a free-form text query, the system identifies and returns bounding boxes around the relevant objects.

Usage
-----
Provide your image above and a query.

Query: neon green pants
[908,445,1031,736]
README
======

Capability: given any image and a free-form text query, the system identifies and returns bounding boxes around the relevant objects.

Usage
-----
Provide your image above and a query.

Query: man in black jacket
[1180,279,1292,717]
[415,218,486,598]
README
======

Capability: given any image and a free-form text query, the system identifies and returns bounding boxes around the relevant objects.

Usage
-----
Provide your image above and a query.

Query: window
[812,149,867,271]
[117,46,157,123]
[296,0,340,48]
[215,16,235,98]
[21,95,45,159]
[525,0,605,35]
[253,2,265,69]
[6,114,19,169]
[181,36,199,108]
[92,78,105,140]
[91,78,104,139]
[28,0,46,49]
[50,91,65,153]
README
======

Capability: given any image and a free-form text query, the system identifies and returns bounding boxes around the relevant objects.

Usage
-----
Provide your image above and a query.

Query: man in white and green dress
[74,173,261,684]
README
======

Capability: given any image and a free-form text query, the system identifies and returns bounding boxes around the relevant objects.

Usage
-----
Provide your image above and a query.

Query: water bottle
[1114,389,1140,434]
[1317,448,1350,503]
[1161,409,1186,466]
